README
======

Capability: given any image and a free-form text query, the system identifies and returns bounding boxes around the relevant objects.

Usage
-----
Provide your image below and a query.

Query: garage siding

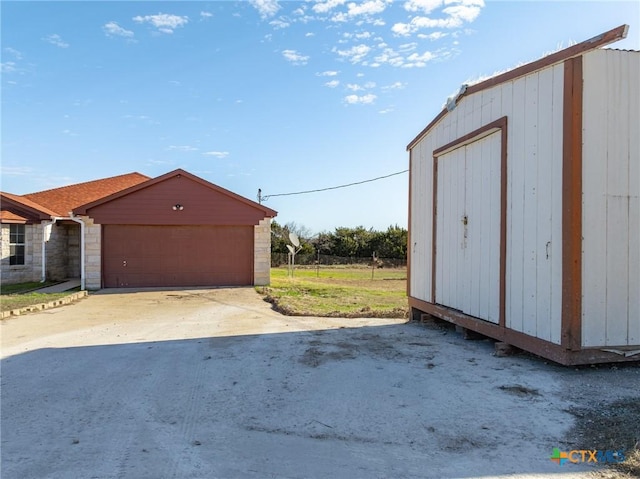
[103,225,253,287]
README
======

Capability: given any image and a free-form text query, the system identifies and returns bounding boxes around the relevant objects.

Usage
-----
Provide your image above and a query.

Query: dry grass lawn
[258,266,408,318]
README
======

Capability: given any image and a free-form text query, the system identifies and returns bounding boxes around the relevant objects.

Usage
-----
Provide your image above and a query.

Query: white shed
[407,25,639,365]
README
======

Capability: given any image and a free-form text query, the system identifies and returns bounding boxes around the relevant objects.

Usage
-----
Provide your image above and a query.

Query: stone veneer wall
[67,225,81,278]
[82,216,102,290]
[253,218,272,286]
[45,224,69,281]
[0,223,42,284]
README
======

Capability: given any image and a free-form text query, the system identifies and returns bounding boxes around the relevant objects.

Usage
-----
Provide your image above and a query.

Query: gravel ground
[1,287,638,479]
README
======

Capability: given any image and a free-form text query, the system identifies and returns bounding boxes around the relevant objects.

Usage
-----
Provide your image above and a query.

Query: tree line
[271,221,408,260]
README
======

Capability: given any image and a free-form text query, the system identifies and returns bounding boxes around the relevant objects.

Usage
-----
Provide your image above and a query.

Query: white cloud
[202,151,230,158]
[344,93,377,104]
[382,81,406,90]
[346,0,389,17]
[402,51,435,67]
[44,34,69,48]
[282,49,309,65]
[403,0,442,14]
[391,22,412,36]
[325,80,340,88]
[329,12,349,23]
[1,62,18,73]
[103,22,134,38]
[393,0,483,35]
[333,44,371,64]
[1,166,34,176]
[200,11,213,18]
[250,0,281,19]
[419,31,447,40]
[167,145,198,152]
[317,70,339,77]
[312,0,347,14]
[4,47,22,60]
[270,19,290,29]
[371,49,404,67]
[346,81,376,91]
[443,2,482,23]
[133,13,189,34]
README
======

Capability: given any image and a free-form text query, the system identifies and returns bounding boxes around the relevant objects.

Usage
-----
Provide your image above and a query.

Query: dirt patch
[567,398,640,452]
[298,330,415,367]
[498,384,542,398]
[565,398,640,478]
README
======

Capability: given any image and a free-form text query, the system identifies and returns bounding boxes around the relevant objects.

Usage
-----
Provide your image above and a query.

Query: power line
[258,169,408,203]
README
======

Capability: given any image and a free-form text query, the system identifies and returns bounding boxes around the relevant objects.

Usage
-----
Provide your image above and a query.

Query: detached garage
[407,25,639,365]
[73,169,277,289]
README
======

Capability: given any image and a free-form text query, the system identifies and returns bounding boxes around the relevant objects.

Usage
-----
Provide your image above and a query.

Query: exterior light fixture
[172,204,184,211]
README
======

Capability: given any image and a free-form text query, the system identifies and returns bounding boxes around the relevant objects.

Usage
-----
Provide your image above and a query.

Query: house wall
[409,62,565,344]
[46,224,68,281]
[0,224,42,284]
[83,216,102,290]
[67,225,81,278]
[581,49,640,347]
[254,218,272,286]
[84,175,270,226]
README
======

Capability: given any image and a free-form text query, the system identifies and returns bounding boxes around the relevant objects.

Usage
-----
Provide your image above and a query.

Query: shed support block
[495,342,520,357]
[456,326,487,340]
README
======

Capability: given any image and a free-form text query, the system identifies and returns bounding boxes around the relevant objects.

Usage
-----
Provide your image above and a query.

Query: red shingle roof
[0,191,60,217]
[0,210,30,223]
[23,172,150,216]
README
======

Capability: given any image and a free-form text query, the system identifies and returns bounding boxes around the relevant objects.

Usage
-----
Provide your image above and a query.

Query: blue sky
[2,1,638,234]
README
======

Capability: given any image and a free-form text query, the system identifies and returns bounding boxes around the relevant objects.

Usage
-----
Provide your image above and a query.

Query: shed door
[103,225,253,287]
[435,131,501,323]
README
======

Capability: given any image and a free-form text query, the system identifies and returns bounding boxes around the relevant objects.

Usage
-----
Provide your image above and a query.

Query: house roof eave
[0,192,58,220]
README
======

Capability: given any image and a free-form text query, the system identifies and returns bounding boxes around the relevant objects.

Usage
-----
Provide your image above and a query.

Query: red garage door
[103,225,253,287]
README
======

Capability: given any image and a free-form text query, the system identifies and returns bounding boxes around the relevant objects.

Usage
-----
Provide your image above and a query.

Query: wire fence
[271,253,406,268]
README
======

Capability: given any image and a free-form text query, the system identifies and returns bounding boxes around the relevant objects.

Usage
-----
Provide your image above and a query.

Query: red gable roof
[0,191,60,217]
[0,210,30,224]
[22,172,150,216]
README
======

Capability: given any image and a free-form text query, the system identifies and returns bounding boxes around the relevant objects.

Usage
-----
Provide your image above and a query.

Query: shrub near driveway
[259,266,408,318]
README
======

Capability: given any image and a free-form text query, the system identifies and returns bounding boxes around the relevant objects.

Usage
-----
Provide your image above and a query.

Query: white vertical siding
[434,133,501,323]
[507,66,565,343]
[468,132,501,322]
[582,49,640,347]
[409,63,565,343]
[409,138,433,303]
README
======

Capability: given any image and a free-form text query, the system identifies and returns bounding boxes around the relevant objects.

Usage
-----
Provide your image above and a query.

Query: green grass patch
[1,281,59,294]
[258,266,408,318]
[0,281,77,313]
[1,292,73,313]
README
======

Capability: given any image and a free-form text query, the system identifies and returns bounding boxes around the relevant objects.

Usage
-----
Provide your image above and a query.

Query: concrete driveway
[1,287,638,479]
